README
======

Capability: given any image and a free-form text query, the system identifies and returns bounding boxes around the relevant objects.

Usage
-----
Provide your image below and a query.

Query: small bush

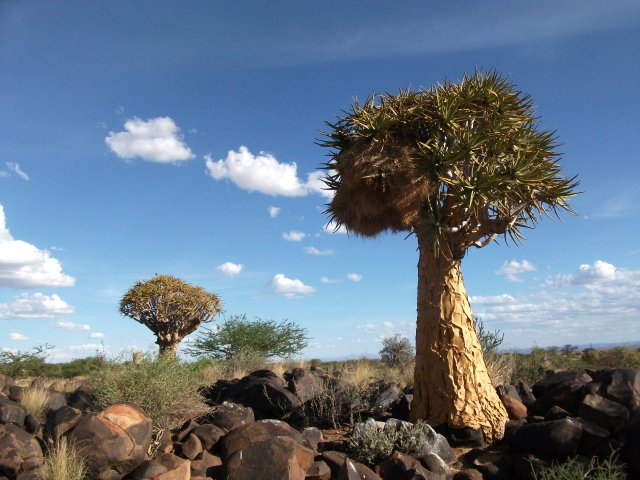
[348,420,435,467]
[0,344,54,378]
[90,352,209,429]
[19,387,49,419]
[379,334,414,367]
[532,450,626,480]
[38,439,88,480]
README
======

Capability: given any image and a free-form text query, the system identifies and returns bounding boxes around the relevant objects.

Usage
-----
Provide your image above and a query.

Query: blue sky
[1,1,639,362]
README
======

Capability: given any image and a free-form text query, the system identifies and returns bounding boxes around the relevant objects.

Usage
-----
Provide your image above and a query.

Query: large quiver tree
[320,70,578,441]
[120,274,222,358]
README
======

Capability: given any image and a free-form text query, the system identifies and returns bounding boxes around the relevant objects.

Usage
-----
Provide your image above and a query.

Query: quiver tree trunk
[157,340,179,359]
[410,230,508,442]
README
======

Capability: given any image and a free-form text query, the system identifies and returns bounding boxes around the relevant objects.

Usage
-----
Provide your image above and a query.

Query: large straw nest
[328,139,433,236]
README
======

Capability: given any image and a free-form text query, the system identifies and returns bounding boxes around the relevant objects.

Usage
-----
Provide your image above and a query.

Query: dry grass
[341,359,376,389]
[38,439,88,480]
[485,352,515,387]
[19,387,50,419]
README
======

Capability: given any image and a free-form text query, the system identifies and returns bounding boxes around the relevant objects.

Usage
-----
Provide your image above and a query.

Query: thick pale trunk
[158,342,179,359]
[410,231,508,442]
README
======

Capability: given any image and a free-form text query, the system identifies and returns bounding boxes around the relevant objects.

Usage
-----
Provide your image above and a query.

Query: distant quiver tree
[120,274,222,358]
[320,70,579,441]
[379,334,415,367]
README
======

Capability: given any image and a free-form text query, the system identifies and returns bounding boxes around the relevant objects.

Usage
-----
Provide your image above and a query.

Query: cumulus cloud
[324,221,348,234]
[347,273,363,282]
[205,146,328,197]
[549,260,621,287]
[10,332,28,341]
[0,293,74,319]
[0,204,75,288]
[495,260,536,282]
[304,246,334,256]
[216,261,243,276]
[283,230,306,242]
[105,117,195,164]
[471,261,640,347]
[320,276,342,284]
[55,321,90,331]
[89,332,105,339]
[268,206,281,218]
[70,343,105,352]
[271,273,316,298]
[5,162,29,181]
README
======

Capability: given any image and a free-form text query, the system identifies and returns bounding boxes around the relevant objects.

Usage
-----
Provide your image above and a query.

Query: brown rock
[0,398,27,427]
[305,460,331,480]
[321,451,381,480]
[225,436,314,480]
[499,395,527,420]
[181,433,203,460]
[68,402,152,479]
[0,423,44,477]
[206,401,254,432]
[221,419,305,461]
[191,423,225,451]
[190,451,222,477]
[301,426,323,452]
[44,405,82,442]
[130,459,169,479]
[375,450,433,479]
[154,453,191,480]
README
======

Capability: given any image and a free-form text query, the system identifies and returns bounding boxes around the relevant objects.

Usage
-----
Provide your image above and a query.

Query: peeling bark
[158,342,179,359]
[410,230,508,442]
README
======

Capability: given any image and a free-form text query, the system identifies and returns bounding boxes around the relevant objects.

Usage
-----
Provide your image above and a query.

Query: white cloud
[89,332,105,339]
[0,293,74,319]
[470,294,516,305]
[105,117,195,164]
[5,162,29,181]
[472,261,640,348]
[216,261,243,276]
[271,273,316,298]
[347,273,363,282]
[549,260,621,287]
[70,343,105,352]
[268,206,281,218]
[0,204,75,288]
[495,260,536,282]
[320,276,342,285]
[305,170,334,199]
[324,221,348,234]
[10,332,28,341]
[283,230,306,242]
[205,146,327,197]
[55,321,90,331]
[304,246,334,256]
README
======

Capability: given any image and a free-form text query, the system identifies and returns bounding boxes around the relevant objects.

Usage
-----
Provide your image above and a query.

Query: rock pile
[0,366,638,479]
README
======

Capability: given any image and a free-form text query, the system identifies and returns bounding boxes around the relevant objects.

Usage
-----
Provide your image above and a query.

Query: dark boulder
[505,417,582,458]
[221,419,305,461]
[530,370,592,415]
[205,401,254,432]
[0,398,27,427]
[0,423,43,478]
[375,451,433,480]
[578,393,629,433]
[321,451,382,480]
[587,368,640,415]
[67,402,152,479]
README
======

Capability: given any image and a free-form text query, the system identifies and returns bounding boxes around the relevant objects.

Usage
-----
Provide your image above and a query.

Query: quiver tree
[120,274,222,358]
[320,70,578,441]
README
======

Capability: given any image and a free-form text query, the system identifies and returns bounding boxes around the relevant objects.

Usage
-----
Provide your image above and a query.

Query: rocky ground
[1,365,639,479]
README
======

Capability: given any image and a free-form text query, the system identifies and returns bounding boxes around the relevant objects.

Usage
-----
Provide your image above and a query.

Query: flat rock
[505,417,582,458]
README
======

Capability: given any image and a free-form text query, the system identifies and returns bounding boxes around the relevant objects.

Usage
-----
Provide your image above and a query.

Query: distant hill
[507,341,640,354]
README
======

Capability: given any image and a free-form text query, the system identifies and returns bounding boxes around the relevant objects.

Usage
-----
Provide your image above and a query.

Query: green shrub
[0,344,54,378]
[90,352,209,429]
[347,420,435,467]
[532,450,626,480]
[379,334,414,367]
[186,314,309,360]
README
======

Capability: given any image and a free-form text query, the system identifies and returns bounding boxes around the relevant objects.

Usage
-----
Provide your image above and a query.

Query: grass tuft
[19,387,50,419]
[532,450,626,480]
[38,439,88,480]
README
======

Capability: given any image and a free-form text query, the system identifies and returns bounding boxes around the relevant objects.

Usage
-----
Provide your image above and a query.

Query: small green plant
[532,450,626,480]
[347,420,435,467]
[90,352,209,429]
[19,387,50,419]
[0,344,54,378]
[186,314,309,360]
[379,334,414,367]
[38,439,88,480]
